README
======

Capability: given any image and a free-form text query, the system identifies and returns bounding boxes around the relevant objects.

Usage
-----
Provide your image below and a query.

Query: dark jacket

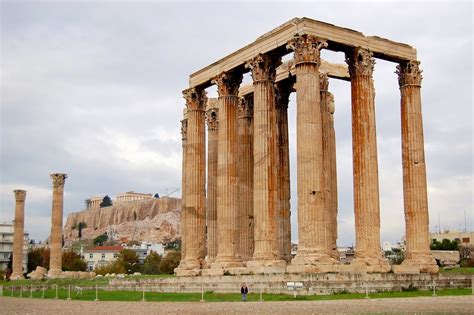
[241,286,248,294]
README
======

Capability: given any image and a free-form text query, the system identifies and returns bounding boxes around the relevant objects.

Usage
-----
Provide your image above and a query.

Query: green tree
[100,195,113,208]
[94,260,125,275]
[27,247,50,273]
[159,251,181,274]
[430,238,459,250]
[62,250,87,271]
[119,249,141,274]
[142,251,162,275]
[93,233,109,246]
[78,222,87,239]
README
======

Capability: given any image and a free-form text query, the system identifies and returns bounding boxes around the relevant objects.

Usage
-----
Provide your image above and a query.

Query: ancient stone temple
[176,17,437,276]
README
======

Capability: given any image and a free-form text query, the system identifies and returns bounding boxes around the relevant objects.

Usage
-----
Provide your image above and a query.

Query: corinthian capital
[238,96,253,118]
[211,70,243,97]
[245,53,282,83]
[50,173,67,187]
[286,34,328,66]
[205,107,219,130]
[14,190,26,202]
[345,47,375,77]
[396,60,422,87]
[183,87,207,111]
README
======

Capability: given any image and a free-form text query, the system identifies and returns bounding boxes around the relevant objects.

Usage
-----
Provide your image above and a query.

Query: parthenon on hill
[177,17,438,276]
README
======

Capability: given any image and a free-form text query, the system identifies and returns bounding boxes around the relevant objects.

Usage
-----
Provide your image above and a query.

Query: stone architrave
[205,102,219,263]
[245,53,286,273]
[10,190,26,280]
[176,88,207,275]
[237,95,254,262]
[275,79,293,263]
[320,74,339,260]
[287,34,339,273]
[48,173,67,278]
[180,111,188,264]
[210,70,244,270]
[396,61,438,273]
[345,48,390,273]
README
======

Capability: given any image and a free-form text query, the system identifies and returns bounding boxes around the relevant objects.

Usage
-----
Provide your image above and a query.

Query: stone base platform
[109,273,472,295]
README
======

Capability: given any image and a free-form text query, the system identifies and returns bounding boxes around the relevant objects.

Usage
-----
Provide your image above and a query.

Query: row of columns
[10,173,67,279]
[177,33,437,275]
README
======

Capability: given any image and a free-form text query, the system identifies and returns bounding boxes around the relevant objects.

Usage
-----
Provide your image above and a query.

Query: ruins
[48,173,67,278]
[10,190,26,280]
[177,17,438,276]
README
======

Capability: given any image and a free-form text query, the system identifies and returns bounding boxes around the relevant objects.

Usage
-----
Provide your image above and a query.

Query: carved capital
[183,87,207,111]
[180,118,188,140]
[50,173,67,187]
[345,47,375,77]
[14,190,26,202]
[211,70,242,97]
[286,34,328,66]
[205,107,219,130]
[275,79,295,109]
[245,53,282,83]
[238,96,253,118]
[396,60,422,87]
[319,73,329,91]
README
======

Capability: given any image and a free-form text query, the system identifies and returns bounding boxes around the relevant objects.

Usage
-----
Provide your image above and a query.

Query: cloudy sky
[1,0,472,247]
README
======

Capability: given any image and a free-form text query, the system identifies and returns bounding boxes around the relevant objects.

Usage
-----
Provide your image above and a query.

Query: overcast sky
[1,0,472,247]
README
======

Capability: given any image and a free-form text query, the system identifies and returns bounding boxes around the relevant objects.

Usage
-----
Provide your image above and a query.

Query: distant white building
[0,222,29,271]
[431,230,473,246]
[114,191,154,204]
[82,245,123,271]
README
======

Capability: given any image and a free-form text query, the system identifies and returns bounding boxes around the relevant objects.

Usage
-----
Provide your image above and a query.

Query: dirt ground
[1,295,473,314]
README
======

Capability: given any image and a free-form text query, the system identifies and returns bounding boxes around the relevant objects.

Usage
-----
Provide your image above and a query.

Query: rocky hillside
[64,197,181,245]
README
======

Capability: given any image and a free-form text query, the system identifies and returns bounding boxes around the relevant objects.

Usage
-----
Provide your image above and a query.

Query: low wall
[108,273,473,295]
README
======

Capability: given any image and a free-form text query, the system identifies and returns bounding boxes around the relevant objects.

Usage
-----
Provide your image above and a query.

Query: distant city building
[114,191,154,204]
[430,230,473,246]
[82,245,123,271]
[337,247,355,264]
[85,196,105,209]
[0,223,29,271]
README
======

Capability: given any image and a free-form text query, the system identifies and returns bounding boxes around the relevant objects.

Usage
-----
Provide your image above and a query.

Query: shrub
[142,251,162,275]
[159,251,181,274]
[62,250,87,271]
[27,247,50,273]
[94,260,126,275]
[93,234,108,246]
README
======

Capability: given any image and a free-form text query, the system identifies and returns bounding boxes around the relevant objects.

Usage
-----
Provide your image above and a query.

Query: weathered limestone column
[346,48,390,272]
[205,101,219,263]
[210,70,244,271]
[10,190,26,280]
[287,34,339,273]
[245,53,286,273]
[237,95,254,262]
[320,74,339,260]
[327,92,339,259]
[275,80,293,263]
[48,173,67,278]
[176,88,207,275]
[179,111,188,265]
[396,60,438,273]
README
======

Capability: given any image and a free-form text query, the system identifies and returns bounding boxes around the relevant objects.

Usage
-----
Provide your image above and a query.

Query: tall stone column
[176,88,207,276]
[48,173,67,278]
[237,95,254,261]
[396,60,438,273]
[327,92,339,259]
[287,34,338,273]
[179,111,188,265]
[205,102,219,263]
[320,74,340,260]
[275,79,293,263]
[346,48,389,272]
[211,70,244,270]
[245,53,286,273]
[10,190,26,280]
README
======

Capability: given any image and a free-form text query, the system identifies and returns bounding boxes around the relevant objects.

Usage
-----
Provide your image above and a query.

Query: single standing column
[287,34,339,273]
[327,92,339,259]
[346,48,389,272]
[48,173,67,278]
[275,80,293,263]
[179,111,188,265]
[237,95,254,261]
[320,74,340,260]
[211,70,244,270]
[246,53,287,273]
[205,101,219,263]
[176,88,207,275]
[10,190,26,280]
[396,60,438,273]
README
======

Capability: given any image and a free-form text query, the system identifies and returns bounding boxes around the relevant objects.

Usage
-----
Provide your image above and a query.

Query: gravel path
[1,295,473,314]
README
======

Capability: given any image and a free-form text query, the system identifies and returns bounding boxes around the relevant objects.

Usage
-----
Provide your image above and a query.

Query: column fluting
[11,190,26,280]
[48,173,67,278]
[180,111,188,264]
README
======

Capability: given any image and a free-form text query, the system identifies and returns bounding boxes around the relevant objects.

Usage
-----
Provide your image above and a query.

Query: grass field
[440,267,474,274]
[1,287,471,302]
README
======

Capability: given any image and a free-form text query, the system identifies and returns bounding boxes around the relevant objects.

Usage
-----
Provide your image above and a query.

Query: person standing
[240,284,248,301]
